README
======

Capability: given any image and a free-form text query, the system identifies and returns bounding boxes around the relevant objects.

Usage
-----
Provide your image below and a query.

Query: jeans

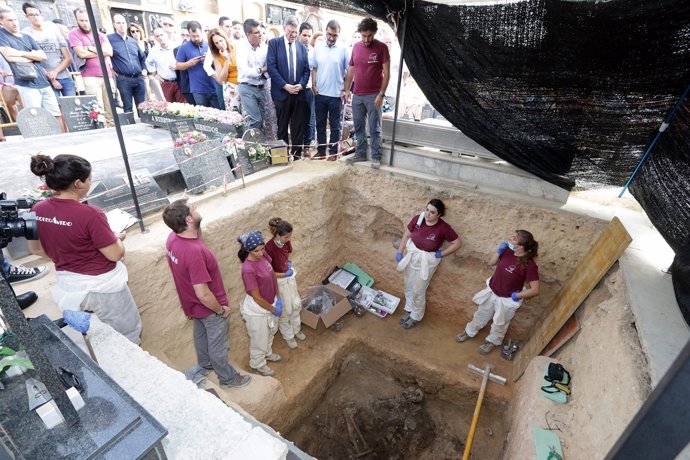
[193,314,239,385]
[352,93,383,160]
[237,83,265,130]
[315,94,342,155]
[53,76,76,98]
[214,80,225,110]
[115,75,146,113]
[304,88,315,145]
[1,258,9,278]
[192,92,219,108]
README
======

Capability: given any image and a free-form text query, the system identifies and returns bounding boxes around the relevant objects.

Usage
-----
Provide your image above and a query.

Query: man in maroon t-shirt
[163,199,251,389]
[343,17,390,169]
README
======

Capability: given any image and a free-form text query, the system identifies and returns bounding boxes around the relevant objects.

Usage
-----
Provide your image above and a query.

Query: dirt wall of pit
[119,163,646,455]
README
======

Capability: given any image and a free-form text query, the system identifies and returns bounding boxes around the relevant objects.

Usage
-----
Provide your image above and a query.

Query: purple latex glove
[435,250,443,259]
[274,298,283,317]
[497,242,509,255]
[511,292,521,302]
[395,252,403,262]
[63,310,91,334]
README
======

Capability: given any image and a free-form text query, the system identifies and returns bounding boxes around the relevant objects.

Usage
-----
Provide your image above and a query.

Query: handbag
[13,61,38,81]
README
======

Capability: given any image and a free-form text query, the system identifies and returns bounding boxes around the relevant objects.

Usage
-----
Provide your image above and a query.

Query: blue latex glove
[287,260,292,269]
[435,250,443,259]
[63,310,91,334]
[395,251,403,262]
[274,298,283,317]
[497,242,509,255]
[511,292,521,302]
[284,268,294,277]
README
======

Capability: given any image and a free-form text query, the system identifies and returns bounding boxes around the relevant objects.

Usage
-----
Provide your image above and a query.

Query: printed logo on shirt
[426,233,437,241]
[505,264,517,274]
[166,249,179,265]
[36,216,73,226]
[367,52,379,64]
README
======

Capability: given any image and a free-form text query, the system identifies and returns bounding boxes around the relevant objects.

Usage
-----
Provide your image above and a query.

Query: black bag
[13,61,38,81]
[545,363,568,382]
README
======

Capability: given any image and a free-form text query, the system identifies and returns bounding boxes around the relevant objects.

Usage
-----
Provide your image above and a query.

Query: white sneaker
[266,353,282,362]
[252,365,276,376]
[286,339,298,349]
[294,331,306,341]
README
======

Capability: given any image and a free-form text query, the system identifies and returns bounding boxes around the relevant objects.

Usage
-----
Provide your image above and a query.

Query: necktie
[288,42,294,84]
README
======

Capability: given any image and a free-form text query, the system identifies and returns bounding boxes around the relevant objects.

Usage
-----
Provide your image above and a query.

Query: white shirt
[203,50,215,77]
[283,35,297,83]
[236,39,267,85]
[145,44,177,80]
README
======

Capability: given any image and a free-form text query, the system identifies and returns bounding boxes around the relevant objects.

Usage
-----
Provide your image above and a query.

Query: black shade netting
[311,0,690,324]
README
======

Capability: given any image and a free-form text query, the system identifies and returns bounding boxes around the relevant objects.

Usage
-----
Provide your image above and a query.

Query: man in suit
[266,15,310,159]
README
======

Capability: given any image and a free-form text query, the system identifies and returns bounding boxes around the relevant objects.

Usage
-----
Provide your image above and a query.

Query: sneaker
[455,332,470,343]
[294,331,306,341]
[398,312,411,325]
[478,341,496,355]
[252,365,276,377]
[221,373,251,389]
[266,353,282,362]
[371,159,381,169]
[345,155,367,164]
[7,265,48,284]
[401,317,419,329]
[286,339,298,349]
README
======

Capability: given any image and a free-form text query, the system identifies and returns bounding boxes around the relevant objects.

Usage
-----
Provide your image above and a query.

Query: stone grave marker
[168,119,196,142]
[16,107,61,138]
[172,138,234,193]
[57,95,101,132]
[227,142,254,178]
[87,168,169,215]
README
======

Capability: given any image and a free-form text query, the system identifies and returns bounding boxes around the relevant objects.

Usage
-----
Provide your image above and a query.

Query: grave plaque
[227,143,254,179]
[16,107,61,138]
[168,119,197,142]
[58,95,101,132]
[172,139,234,193]
[87,168,169,214]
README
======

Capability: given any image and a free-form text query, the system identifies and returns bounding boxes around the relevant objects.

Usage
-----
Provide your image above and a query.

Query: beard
[78,24,91,33]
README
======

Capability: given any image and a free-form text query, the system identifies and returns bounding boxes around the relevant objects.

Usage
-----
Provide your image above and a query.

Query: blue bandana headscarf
[237,230,264,252]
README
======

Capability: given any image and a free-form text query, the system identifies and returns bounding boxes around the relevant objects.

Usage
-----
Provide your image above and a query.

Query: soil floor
[12,161,651,459]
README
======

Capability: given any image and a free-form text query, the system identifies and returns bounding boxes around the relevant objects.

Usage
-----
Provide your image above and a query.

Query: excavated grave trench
[128,164,645,458]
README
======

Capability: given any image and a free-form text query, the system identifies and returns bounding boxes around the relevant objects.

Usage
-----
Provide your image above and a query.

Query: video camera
[0,192,38,249]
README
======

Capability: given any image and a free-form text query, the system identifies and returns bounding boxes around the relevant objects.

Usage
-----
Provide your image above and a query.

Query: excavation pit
[284,344,508,459]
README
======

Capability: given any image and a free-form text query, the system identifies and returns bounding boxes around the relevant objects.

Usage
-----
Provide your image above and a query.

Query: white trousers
[397,240,441,321]
[464,281,522,345]
[241,295,278,369]
[277,275,302,340]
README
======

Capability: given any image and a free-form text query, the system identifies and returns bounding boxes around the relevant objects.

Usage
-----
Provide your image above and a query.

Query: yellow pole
[462,364,491,460]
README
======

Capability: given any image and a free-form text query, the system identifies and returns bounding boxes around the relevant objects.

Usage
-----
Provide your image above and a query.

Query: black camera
[0,192,38,249]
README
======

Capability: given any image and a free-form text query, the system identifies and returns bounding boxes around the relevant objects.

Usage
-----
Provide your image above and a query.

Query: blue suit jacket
[266,37,310,102]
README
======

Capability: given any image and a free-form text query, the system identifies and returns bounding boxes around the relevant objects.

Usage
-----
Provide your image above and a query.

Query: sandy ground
[11,160,650,458]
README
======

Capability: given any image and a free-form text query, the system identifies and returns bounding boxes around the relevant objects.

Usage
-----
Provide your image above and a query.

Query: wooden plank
[513,217,632,381]
[540,314,580,357]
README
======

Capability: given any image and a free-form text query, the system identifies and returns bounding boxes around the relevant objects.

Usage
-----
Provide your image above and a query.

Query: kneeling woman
[396,198,462,329]
[28,154,142,344]
[456,230,539,355]
[237,231,282,377]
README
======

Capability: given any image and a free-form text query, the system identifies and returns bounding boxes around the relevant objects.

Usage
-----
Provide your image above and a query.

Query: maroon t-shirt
[406,215,459,252]
[165,233,228,319]
[349,39,390,95]
[241,252,277,303]
[33,197,117,275]
[489,250,539,297]
[264,239,291,273]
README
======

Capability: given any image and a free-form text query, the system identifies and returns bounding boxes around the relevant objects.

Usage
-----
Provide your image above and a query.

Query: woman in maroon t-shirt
[238,230,282,377]
[28,154,142,344]
[456,230,540,355]
[395,198,462,329]
[264,217,306,350]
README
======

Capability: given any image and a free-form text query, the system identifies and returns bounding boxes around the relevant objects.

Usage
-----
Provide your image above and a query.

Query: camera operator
[28,154,142,344]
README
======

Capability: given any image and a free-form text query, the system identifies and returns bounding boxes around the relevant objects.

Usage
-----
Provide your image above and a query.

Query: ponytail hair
[268,217,293,237]
[515,229,538,266]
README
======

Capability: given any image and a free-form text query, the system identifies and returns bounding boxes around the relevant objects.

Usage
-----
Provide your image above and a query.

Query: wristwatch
[216,305,225,316]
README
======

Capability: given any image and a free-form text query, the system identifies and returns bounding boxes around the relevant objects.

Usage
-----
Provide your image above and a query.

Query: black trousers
[274,94,308,158]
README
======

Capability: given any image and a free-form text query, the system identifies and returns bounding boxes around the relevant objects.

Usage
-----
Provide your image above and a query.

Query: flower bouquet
[19,184,53,202]
[173,131,208,148]
[80,100,105,127]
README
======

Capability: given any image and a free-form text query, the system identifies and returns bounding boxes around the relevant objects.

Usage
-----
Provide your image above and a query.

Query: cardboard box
[300,284,352,330]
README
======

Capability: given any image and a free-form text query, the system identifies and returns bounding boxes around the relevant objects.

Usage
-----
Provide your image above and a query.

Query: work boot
[371,159,381,169]
[398,312,411,325]
[252,365,276,377]
[266,353,282,362]
[294,331,306,341]
[16,291,37,310]
[221,374,251,389]
[455,331,470,343]
[478,341,496,355]
[286,339,298,349]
